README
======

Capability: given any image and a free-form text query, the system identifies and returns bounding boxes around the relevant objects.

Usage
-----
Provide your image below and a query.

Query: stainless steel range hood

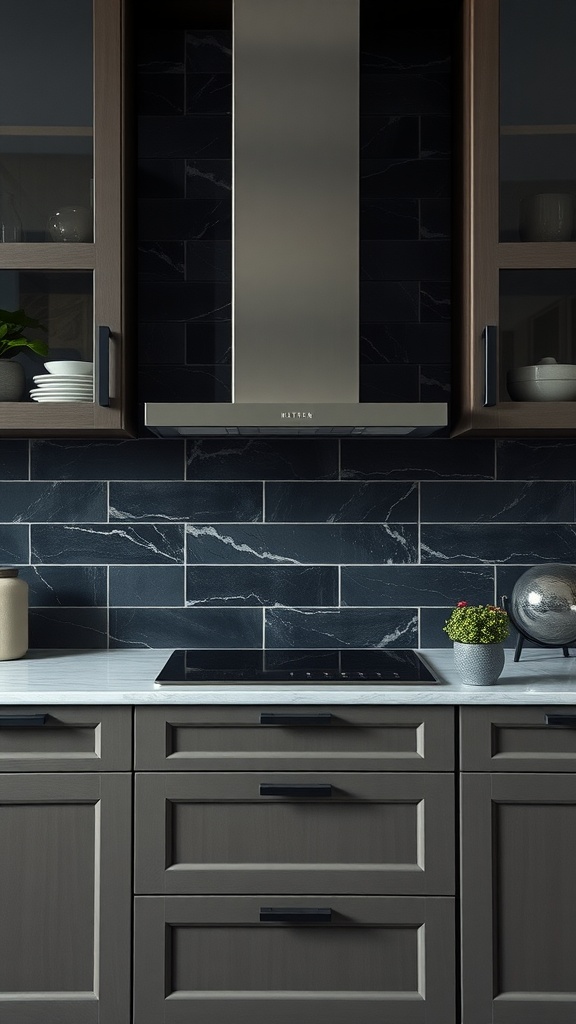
[145,0,447,437]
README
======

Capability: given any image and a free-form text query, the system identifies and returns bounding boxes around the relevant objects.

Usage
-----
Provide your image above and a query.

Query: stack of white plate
[30,360,94,403]
[30,374,94,402]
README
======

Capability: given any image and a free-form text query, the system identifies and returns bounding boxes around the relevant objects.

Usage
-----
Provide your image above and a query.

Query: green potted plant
[0,308,48,401]
[444,601,509,686]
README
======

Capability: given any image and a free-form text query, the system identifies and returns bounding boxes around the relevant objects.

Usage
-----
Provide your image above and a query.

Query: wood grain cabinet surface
[7,701,574,1024]
[461,705,576,771]
[134,770,455,896]
[134,705,455,771]
[0,704,132,771]
[461,772,576,1024]
[0,771,131,1024]
[132,705,457,1023]
[133,895,456,1024]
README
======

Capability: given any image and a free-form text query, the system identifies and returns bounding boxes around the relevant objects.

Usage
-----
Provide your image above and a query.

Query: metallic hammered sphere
[510,563,576,645]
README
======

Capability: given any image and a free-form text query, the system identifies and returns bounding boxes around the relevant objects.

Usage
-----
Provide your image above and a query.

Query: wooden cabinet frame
[454,0,576,436]
[0,0,133,436]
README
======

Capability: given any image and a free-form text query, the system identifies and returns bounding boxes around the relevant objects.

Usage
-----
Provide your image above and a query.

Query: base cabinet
[461,772,576,1024]
[133,896,455,1024]
[0,772,132,1024]
[4,702,576,1024]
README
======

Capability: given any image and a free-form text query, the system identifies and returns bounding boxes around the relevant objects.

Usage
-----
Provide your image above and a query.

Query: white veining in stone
[186,524,300,564]
[0,648,575,704]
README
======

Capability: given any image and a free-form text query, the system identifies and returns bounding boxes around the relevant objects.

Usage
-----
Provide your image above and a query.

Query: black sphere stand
[501,595,574,662]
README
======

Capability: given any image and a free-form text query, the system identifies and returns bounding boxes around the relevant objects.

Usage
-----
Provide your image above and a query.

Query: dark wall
[1,5,574,650]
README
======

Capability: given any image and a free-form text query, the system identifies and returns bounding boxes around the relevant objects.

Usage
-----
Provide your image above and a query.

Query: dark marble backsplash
[1,13,573,651]
[2,437,576,650]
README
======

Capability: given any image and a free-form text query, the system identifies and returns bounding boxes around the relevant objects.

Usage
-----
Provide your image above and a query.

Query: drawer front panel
[461,706,576,771]
[135,771,455,895]
[0,705,132,771]
[134,705,454,771]
[133,895,455,1024]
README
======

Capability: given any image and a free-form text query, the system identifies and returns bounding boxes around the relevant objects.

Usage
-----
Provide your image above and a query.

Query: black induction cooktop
[155,648,440,685]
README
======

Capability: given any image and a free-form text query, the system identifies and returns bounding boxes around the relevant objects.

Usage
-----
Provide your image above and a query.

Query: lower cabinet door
[133,895,456,1024]
[461,773,576,1024]
[0,773,131,1024]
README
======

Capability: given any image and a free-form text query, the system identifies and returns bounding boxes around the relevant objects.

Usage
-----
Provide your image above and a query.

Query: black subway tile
[185,523,418,565]
[186,439,339,480]
[109,481,262,523]
[22,566,107,607]
[186,565,338,607]
[29,608,108,649]
[0,482,106,523]
[31,439,185,481]
[341,565,494,607]
[265,482,418,523]
[421,481,574,523]
[341,439,496,481]
[266,607,418,648]
[109,566,184,607]
[31,524,184,565]
[109,606,261,648]
[421,524,576,564]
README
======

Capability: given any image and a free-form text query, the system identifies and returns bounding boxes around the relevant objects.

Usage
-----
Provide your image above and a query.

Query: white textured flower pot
[453,641,505,686]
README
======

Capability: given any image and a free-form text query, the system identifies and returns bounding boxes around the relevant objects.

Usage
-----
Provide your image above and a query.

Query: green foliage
[443,601,509,644]
[0,308,48,359]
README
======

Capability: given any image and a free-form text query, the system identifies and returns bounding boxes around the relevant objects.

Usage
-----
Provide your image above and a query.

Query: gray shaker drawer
[134,771,455,895]
[134,705,455,771]
[460,706,576,771]
[0,705,132,771]
[133,895,456,1024]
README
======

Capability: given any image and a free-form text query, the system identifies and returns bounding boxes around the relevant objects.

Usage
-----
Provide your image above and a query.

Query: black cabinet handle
[545,714,576,728]
[98,325,110,407]
[260,907,332,923]
[483,325,497,407]
[0,714,47,728]
[260,712,332,726]
[259,783,332,798]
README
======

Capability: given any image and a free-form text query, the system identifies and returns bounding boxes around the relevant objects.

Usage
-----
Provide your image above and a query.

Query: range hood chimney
[145,0,448,437]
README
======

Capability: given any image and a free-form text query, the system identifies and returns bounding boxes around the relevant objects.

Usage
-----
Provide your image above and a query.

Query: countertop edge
[1,648,576,703]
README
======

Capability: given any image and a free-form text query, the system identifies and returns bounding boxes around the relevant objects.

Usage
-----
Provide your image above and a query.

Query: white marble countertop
[0,647,575,703]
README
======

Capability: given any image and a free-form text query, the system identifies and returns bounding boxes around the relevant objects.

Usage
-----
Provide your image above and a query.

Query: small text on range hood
[144,0,448,438]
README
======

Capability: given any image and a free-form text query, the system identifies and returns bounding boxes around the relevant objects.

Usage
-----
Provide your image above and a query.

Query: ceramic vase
[453,641,505,686]
[0,360,25,401]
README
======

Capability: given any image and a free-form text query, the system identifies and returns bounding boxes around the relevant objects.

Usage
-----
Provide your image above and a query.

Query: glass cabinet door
[0,0,130,435]
[0,0,93,243]
[455,0,576,435]
[500,0,576,244]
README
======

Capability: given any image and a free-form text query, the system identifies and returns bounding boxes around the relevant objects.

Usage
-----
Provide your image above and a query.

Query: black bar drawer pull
[98,325,110,407]
[483,324,497,407]
[0,714,48,728]
[259,783,332,798]
[545,714,576,728]
[260,712,332,726]
[260,907,332,923]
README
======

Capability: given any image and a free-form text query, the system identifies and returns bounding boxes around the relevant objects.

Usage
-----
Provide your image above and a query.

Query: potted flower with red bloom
[444,601,509,685]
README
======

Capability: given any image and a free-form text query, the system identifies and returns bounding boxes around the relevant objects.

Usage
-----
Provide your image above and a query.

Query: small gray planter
[453,641,505,686]
[0,360,25,401]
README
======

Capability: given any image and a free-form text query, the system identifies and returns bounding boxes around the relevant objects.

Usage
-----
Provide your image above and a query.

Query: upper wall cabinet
[454,0,576,436]
[0,0,133,436]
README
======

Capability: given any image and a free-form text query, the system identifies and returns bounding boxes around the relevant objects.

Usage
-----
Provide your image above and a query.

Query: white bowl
[507,378,576,401]
[44,360,94,376]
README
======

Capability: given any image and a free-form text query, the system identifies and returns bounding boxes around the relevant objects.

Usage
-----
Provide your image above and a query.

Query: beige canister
[0,567,28,660]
